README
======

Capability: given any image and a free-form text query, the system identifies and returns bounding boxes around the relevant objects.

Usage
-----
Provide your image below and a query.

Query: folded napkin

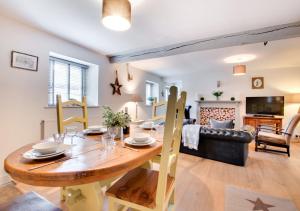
[182,125,201,150]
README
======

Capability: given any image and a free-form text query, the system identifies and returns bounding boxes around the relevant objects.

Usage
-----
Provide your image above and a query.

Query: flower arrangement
[212,91,223,100]
[102,106,131,128]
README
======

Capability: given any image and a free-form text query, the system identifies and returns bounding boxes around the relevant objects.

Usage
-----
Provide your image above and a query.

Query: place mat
[225,185,298,211]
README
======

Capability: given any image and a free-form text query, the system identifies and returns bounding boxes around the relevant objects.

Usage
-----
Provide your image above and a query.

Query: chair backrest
[284,107,300,144]
[152,100,167,122]
[56,95,88,134]
[155,86,187,207]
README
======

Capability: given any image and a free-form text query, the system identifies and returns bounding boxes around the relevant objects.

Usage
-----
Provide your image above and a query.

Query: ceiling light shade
[233,65,246,76]
[102,0,131,31]
[224,54,256,64]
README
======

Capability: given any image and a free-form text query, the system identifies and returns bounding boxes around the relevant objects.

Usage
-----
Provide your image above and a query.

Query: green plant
[200,97,205,101]
[102,106,131,128]
[147,96,155,102]
[212,91,223,98]
[230,97,235,101]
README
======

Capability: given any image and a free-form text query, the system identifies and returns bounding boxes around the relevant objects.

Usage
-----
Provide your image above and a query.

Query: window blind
[48,57,87,105]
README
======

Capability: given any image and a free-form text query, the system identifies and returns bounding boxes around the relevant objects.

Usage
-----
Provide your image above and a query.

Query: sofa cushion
[210,119,234,129]
[258,131,286,144]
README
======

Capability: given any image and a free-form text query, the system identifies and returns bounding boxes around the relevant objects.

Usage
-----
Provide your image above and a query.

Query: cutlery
[122,145,139,152]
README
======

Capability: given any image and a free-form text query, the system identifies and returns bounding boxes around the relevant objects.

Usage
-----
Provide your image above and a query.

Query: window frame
[145,80,159,106]
[48,56,88,106]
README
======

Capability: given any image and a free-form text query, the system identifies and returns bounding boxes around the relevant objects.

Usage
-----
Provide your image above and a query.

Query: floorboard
[1,142,300,211]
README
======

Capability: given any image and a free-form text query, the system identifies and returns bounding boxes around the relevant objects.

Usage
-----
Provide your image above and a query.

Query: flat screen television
[246,96,284,116]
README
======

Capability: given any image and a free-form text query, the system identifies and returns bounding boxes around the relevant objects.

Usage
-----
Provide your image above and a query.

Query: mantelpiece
[195,100,242,104]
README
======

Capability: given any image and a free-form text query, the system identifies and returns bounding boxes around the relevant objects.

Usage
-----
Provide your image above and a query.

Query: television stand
[243,116,283,129]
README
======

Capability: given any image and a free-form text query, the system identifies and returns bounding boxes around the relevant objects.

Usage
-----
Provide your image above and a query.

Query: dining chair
[56,95,88,134]
[255,107,300,156]
[106,86,187,211]
[56,94,89,202]
[151,100,167,122]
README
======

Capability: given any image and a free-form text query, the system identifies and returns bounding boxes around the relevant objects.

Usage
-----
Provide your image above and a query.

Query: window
[146,81,159,105]
[48,57,88,105]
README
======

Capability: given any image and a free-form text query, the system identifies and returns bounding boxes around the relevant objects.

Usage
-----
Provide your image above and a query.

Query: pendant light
[233,64,246,76]
[102,0,131,31]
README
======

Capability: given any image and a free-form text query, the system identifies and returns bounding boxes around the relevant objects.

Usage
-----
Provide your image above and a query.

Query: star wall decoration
[246,198,275,211]
[110,70,122,95]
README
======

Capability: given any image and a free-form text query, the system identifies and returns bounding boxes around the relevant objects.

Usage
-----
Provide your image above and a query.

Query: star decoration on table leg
[246,198,275,211]
[110,70,122,95]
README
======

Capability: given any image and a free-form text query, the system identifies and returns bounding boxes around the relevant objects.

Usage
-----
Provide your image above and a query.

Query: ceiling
[130,37,300,77]
[0,0,300,56]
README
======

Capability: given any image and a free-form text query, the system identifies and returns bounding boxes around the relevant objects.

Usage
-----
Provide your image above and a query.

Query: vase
[216,96,220,101]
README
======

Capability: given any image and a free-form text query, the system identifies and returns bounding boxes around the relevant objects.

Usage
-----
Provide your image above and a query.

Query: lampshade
[102,0,131,31]
[233,65,246,76]
[130,94,143,103]
[286,93,300,103]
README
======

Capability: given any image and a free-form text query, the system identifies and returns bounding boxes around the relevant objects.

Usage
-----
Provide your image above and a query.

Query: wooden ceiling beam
[108,21,300,63]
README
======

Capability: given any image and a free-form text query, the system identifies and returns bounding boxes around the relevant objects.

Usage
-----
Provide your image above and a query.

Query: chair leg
[108,198,117,211]
[60,187,66,201]
[255,141,258,151]
[287,146,290,157]
[169,189,175,205]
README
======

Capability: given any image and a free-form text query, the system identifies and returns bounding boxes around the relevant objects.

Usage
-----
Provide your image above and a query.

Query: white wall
[165,67,300,132]
[0,15,163,184]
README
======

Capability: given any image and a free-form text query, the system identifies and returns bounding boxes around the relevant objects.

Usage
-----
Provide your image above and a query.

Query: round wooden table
[4,135,163,211]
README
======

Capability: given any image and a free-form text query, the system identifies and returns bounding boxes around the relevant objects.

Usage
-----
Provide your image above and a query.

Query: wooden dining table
[4,131,163,211]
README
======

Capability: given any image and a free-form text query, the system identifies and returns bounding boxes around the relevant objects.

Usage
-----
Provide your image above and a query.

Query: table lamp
[130,94,143,120]
[286,93,300,103]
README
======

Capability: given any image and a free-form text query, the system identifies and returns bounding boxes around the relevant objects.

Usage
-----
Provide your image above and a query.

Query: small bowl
[133,133,150,142]
[32,142,60,154]
[142,121,154,129]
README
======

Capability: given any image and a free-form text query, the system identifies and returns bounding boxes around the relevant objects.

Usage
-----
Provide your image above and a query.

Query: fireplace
[196,100,241,128]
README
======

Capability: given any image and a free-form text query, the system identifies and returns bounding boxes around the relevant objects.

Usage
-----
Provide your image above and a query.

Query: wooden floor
[2,141,300,211]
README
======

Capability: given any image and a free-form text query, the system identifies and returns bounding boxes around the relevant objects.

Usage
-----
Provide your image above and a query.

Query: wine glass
[108,127,119,145]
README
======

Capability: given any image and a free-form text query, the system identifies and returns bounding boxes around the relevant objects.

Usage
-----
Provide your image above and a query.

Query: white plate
[139,125,156,130]
[23,144,71,160]
[124,137,156,146]
[83,128,107,135]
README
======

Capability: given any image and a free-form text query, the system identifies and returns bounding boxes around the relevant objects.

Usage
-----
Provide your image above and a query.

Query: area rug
[225,185,298,211]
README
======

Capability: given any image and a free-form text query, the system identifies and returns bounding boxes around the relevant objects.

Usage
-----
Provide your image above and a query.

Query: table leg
[65,182,104,211]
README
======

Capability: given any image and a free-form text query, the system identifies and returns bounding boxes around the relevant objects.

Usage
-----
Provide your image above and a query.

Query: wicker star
[110,70,122,95]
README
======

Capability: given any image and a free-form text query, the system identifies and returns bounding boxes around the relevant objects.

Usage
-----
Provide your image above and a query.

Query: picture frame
[252,77,264,89]
[11,51,38,71]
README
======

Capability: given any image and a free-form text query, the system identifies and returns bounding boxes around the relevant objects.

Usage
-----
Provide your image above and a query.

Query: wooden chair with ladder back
[106,86,187,211]
[56,94,88,134]
[151,100,167,123]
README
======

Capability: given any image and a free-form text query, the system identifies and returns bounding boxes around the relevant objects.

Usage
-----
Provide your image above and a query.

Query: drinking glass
[102,134,114,152]
[108,127,119,145]
[52,133,65,143]
[66,126,78,144]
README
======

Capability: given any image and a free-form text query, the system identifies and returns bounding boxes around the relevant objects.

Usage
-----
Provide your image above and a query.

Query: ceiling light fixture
[224,54,256,64]
[233,65,246,76]
[102,0,131,31]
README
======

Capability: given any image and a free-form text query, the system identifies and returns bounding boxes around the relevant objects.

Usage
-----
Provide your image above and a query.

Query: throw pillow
[210,119,234,129]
